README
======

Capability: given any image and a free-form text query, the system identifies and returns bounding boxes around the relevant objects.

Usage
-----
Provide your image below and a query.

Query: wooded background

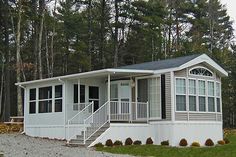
[0,0,236,128]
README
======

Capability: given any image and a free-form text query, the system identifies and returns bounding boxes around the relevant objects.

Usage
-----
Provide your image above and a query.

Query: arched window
[189,67,213,77]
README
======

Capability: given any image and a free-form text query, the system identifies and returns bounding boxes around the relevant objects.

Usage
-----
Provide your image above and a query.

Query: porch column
[78,79,80,108]
[107,74,110,122]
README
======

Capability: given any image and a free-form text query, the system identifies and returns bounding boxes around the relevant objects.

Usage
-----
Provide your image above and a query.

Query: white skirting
[90,121,223,147]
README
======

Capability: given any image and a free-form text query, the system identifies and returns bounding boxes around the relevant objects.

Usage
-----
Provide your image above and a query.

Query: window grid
[29,85,63,114]
[176,78,221,113]
[176,78,186,111]
[189,79,197,111]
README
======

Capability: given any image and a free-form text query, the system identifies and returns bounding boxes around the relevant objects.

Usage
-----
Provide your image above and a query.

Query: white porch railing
[67,101,94,142]
[67,101,148,144]
[110,101,149,122]
[83,101,109,144]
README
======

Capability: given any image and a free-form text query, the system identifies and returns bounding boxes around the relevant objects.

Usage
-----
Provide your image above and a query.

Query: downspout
[58,78,66,139]
[18,84,26,134]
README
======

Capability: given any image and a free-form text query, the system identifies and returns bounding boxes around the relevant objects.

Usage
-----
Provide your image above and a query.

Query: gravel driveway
[0,134,131,157]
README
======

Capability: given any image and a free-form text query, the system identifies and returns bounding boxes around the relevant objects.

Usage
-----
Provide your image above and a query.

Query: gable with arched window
[189,67,213,77]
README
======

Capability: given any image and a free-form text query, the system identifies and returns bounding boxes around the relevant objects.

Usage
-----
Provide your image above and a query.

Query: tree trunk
[33,0,38,80]
[113,0,119,67]
[100,0,106,68]
[38,0,45,79]
[16,0,23,116]
[88,0,92,70]
[50,0,57,77]
[45,25,50,77]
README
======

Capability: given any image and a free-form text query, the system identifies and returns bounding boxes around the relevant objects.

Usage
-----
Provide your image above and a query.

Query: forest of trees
[0,0,236,128]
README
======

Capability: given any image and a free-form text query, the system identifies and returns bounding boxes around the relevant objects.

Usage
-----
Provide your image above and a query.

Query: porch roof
[15,69,154,86]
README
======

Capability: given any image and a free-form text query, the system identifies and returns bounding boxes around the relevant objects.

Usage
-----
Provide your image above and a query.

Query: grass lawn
[96,133,236,157]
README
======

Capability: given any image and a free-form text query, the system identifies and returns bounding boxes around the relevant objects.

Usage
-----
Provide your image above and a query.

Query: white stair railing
[83,101,109,144]
[67,101,94,142]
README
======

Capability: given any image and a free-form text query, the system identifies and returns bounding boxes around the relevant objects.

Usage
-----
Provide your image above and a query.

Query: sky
[221,0,236,39]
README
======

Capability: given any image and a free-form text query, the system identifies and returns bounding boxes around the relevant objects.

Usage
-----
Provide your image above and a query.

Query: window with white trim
[148,77,161,118]
[29,88,36,114]
[38,86,52,113]
[198,80,206,112]
[190,67,213,77]
[176,78,186,111]
[55,85,63,112]
[208,81,215,112]
[216,82,221,112]
[189,79,196,111]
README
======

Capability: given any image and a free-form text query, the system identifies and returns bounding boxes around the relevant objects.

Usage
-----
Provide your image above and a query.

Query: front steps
[68,123,110,146]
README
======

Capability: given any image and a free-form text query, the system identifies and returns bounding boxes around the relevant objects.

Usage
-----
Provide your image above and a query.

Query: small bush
[205,138,214,146]
[191,142,200,147]
[113,140,123,146]
[94,143,104,148]
[105,139,113,147]
[161,140,169,146]
[179,138,188,147]
[146,137,153,145]
[217,140,225,145]
[125,138,133,145]
[133,140,142,145]
[224,138,230,144]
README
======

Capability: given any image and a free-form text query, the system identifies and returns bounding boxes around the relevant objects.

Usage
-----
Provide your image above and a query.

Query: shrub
[205,138,214,146]
[125,138,133,145]
[94,143,104,148]
[105,139,113,147]
[146,137,153,145]
[113,140,123,146]
[217,140,225,145]
[133,140,142,145]
[161,140,169,146]
[179,138,188,147]
[191,142,200,147]
[224,138,230,144]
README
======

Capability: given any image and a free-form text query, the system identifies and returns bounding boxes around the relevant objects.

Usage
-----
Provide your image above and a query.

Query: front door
[110,80,131,118]
[89,86,99,112]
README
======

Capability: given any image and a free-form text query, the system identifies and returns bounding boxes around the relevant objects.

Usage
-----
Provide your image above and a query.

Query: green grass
[96,134,236,157]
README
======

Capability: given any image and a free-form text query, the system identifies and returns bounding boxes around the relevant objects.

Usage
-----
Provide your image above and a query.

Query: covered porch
[65,69,162,143]
[65,68,162,123]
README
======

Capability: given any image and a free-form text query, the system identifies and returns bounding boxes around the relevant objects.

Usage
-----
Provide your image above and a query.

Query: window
[198,80,206,111]
[73,84,85,111]
[190,67,213,77]
[176,78,186,111]
[111,84,118,101]
[216,83,221,112]
[29,88,36,114]
[55,85,63,112]
[208,81,215,112]
[148,78,161,118]
[38,86,52,113]
[74,84,85,104]
[189,79,196,111]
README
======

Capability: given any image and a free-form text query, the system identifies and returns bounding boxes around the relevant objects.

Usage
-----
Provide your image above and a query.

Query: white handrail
[67,101,94,142]
[84,101,108,122]
[69,102,92,123]
[83,101,109,144]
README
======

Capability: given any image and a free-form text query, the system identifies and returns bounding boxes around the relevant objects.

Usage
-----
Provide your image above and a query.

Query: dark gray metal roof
[116,54,201,70]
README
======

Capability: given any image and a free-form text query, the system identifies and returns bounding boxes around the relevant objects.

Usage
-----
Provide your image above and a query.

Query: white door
[110,80,131,115]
